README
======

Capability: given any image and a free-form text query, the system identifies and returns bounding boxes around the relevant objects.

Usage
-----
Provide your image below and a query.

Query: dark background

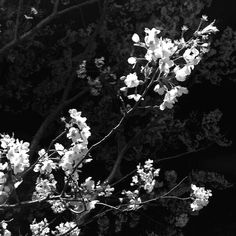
[0,0,236,235]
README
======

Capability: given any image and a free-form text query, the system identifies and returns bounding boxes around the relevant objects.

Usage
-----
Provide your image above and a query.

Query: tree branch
[0,0,99,55]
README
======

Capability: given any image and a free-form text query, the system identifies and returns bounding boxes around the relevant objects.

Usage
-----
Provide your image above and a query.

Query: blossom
[183,48,200,65]
[174,65,192,81]
[122,189,142,210]
[159,57,174,74]
[6,143,30,175]
[49,200,66,214]
[159,86,188,110]
[52,222,80,236]
[54,143,65,156]
[30,219,50,236]
[159,88,178,110]
[190,184,212,211]
[59,150,75,172]
[153,84,165,95]
[32,176,57,200]
[127,94,143,101]
[131,159,160,193]
[87,200,99,211]
[144,36,177,62]
[34,151,57,174]
[69,109,87,127]
[67,127,83,143]
[0,134,15,149]
[124,73,140,88]
[81,177,95,191]
[144,28,161,47]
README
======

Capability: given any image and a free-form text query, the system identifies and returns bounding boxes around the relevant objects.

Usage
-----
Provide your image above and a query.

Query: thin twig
[139,176,188,206]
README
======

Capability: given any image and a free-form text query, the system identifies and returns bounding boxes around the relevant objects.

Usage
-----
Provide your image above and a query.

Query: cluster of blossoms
[120,16,218,110]
[121,189,142,211]
[121,159,160,210]
[0,134,30,175]
[190,184,212,211]
[0,221,11,236]
[30,109,91,213]
[29,109,115,234]
[52,221,80,236]
[32,174,57,200]
[131,159,160,193]
[0,134,30,204]
[30,219,50,236]
[30,218,80,236]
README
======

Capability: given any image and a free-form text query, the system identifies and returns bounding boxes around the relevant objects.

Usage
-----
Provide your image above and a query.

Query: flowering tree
[0,0,234,235]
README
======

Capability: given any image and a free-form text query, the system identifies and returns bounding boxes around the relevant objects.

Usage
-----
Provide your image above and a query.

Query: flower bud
[132,33,140,43]
[127,57,136,64]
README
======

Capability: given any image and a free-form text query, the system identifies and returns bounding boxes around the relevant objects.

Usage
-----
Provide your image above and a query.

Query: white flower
[159,57,174,74]
[144,28,161,46]
[159,86,188,110]
[154,84,165,95]
[183,48,200,65]
[174,65,192,81]
[54,143,65,155]
[124,73,140,88]
[59,150,75,172]
[132,33,140,43]
[69,109,87,128]
[127,94,143,101]
[32,177,57,200]
[49,200,66,214]
[67,127,82,143]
